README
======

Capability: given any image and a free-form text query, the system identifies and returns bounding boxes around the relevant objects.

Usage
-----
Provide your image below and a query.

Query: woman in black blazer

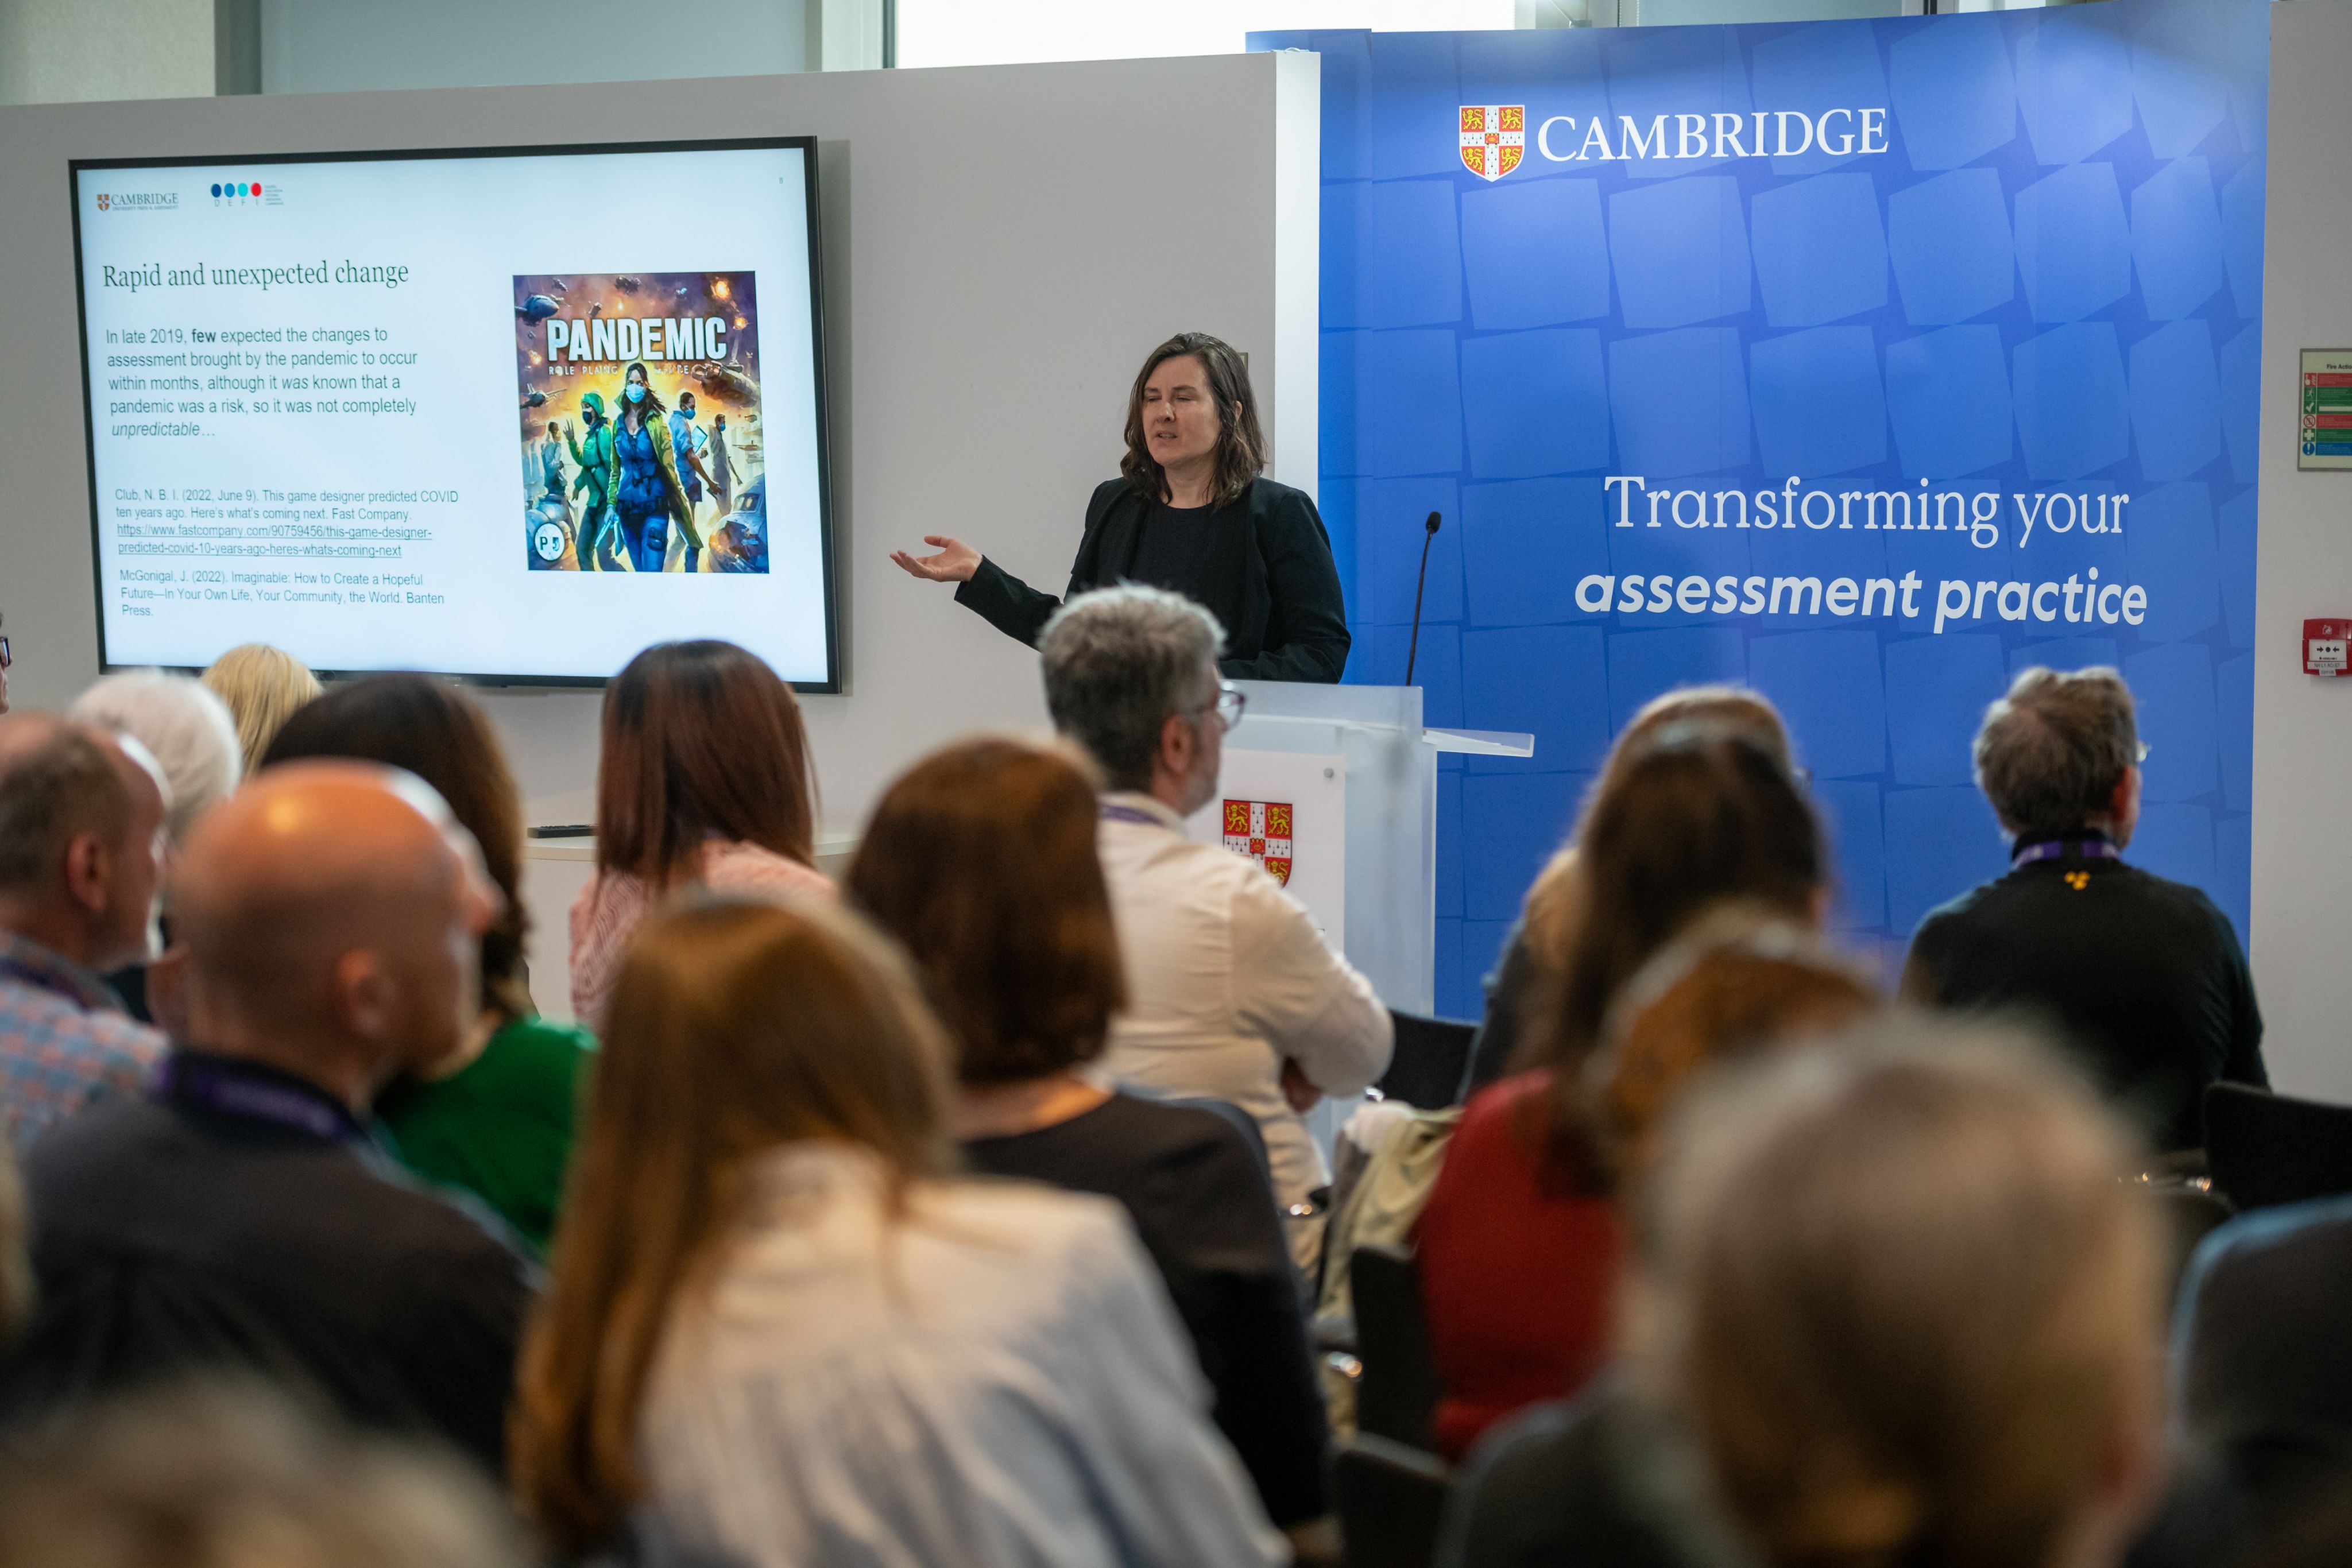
[890,332,1351,684]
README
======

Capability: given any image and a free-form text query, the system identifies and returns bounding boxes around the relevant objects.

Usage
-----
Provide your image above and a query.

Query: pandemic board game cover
[514,271,768,574]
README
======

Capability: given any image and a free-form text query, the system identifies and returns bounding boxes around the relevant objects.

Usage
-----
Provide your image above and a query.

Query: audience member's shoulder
[355,1155,536,1300]
[938,1169,1126,1240]
[932,1174,1146,1294]
[2127,862,2247,940]
[18,1090,173,1178]
[1458,1068,1555,1138]
[1913,871,2007,934]
[703,841,835,901]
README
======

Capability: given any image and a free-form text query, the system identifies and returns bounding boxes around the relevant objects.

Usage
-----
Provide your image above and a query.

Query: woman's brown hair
[594,640,816,889]
[262,675,534,1024]
[1579,906,1880,1190]
[510,897,952,1557]
[1641,1025,2160,1568]
[1509,688,1792,1060]
[847,738,1125,1085]
[1550,724,1824,1082]
[1120,332,1267,512]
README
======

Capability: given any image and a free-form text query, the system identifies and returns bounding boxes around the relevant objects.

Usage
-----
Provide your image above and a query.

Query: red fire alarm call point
[2306,620,2350,677]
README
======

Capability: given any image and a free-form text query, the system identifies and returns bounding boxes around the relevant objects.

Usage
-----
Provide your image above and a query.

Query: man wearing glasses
[1039,586,1391,1276]
[1901,665,2265,1155]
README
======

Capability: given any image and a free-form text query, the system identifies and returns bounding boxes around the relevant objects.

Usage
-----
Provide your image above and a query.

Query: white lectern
[1187,682,1534,1015]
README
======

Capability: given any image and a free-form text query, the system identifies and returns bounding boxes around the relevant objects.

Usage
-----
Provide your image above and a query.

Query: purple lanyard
[0,954,91,1006]
[2011,838,2121,870]
[1100,804,1167,828]
[154,1055,364,1143]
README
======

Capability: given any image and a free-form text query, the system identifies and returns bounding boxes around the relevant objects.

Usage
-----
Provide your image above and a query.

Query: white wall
[257,0,808,92]
[0,0,216,105]
[0,52,1321,853]
[2253,0,2351,1100]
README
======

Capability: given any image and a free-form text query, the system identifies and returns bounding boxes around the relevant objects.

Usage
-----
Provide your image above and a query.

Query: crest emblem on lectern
[1223,799,1294,886]
[1460,106,1525,181]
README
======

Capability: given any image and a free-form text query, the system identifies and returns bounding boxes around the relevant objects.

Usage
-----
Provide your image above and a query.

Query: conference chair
[1167,1095,1272,1184]
[2141,1179,2235,1321]
[1334,1433,1449,1568]
[1376,1011,1476,1112]
[2207,1083,2352,1213]
[1351,1242,1441,1452]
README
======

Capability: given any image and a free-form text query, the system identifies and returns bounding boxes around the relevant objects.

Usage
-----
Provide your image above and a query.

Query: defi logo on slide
[209,179,281,206]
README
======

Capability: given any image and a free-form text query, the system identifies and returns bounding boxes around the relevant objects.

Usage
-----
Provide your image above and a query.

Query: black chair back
[1165,1097,1273,1187]
[1352,1243,1440,1451]
[2207,1083,2352,1213]
[1335,1433,1449,1568]
[1378,1011,1476,1110]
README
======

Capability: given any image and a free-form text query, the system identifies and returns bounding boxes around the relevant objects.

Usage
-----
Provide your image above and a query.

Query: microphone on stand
[1405,510,1442,686]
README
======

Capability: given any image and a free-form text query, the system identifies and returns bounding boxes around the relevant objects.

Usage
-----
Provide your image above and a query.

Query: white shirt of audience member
[1084,658,1392,1272]
[636,1142,1286,1568]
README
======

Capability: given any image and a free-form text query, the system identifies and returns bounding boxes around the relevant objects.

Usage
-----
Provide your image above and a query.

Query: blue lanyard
[1100,804,1166,828]
[2011,838,2121,870]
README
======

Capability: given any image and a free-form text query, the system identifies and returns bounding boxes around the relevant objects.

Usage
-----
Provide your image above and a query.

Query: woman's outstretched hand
[889,535,981,583]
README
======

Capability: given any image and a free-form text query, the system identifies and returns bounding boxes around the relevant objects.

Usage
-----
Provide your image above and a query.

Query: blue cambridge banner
[1257,0,2268,1016]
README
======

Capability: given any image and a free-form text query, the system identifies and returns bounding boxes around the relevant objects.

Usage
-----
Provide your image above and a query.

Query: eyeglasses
[0,636,11,669]
[2136,741,2151,763]
[1196,681,1247,733]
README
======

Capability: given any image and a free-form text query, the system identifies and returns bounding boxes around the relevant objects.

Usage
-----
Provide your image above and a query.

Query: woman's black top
[963,1092,1332,1526]
[953,476,1352,683]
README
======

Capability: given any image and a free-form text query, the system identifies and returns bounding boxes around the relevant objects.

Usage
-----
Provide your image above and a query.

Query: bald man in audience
[0,715,169,1148]
[0,762,532,1476]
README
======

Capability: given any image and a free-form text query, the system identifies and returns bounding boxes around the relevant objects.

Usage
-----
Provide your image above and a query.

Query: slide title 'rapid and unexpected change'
[100,259,410,293]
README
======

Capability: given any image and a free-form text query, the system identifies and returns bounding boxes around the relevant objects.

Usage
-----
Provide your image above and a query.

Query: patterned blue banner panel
[1256,0,2268,1016]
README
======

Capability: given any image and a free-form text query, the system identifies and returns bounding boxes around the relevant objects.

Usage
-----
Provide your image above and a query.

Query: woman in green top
[261,675,592,1255]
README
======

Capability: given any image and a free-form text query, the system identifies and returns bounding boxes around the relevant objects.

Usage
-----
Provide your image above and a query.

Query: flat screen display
[69,138,837,688]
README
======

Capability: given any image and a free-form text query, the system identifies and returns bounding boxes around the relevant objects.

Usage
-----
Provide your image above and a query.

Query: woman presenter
[891,332,1351,683]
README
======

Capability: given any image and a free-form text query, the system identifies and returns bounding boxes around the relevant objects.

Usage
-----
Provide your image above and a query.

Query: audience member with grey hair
[69,672,239,849]
[0,715,169,1149]
[1903,666,2263,1153]
[1039,586,1390,1273]
[1041,584,1224,792]
[69,674,243,1024]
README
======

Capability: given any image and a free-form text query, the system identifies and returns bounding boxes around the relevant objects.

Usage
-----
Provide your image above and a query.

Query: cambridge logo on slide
[1223,799,1295,886]
[1459,106,1525,181]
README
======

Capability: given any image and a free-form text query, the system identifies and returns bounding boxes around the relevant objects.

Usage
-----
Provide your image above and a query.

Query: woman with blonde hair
[567,639,829,1027]
[1641,1027,2165,1568]
[199,642,322,776]
[512,897,1282,1568]
[1465,684,1792,1091]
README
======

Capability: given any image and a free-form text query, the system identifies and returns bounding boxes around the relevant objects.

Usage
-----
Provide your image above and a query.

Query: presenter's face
[1140,355,1222,475]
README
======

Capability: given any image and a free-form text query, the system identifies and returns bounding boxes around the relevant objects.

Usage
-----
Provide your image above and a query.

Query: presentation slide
[70,140,835,687]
